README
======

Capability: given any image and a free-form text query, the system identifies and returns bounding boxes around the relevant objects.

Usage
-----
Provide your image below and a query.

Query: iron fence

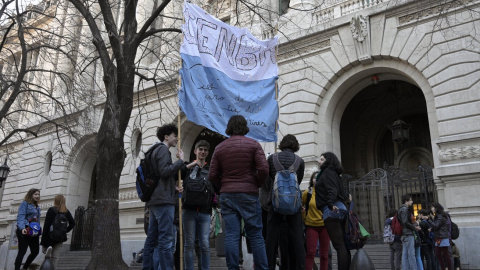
[70,205,95,251]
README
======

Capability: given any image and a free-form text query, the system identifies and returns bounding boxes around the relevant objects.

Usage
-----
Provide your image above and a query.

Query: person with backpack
[142,123,185,270]
[181,140,216,270]
[314,152,350,270]
[418,209,436,270]
[40,194,76,268]
[384,208,402,270]
[15,188,41,270]
[303,171,330,270]
[208,115,269,270]
[430,203,453,270]
[265,134,305,270]
[398,194,422,270]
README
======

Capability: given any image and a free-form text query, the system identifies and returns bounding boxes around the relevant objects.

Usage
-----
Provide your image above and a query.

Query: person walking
[303,171,330,270]
[265,134,306,270]
[314,152,350,270]
[209,115,269,270]
[430,203,453,270]
[384,208,402,270]
[143,123,184,270]
[181,140,216,270]
[15,188,41,270]
[398,194,422,270]
[40,194,76,268]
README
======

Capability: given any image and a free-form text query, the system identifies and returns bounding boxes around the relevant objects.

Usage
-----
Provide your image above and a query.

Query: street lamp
[390,119,410,144]
[0,156,10,188]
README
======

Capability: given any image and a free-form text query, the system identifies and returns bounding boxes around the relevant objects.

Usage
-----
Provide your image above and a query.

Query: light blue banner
[179,53,278,142]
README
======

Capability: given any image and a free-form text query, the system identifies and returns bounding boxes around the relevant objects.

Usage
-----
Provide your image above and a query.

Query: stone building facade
[1,0,479,269]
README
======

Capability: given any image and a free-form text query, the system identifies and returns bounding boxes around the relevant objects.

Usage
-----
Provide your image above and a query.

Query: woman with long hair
[430,203,453,270]
[15,188,41,270]
[314,152,350,270]
[303,171,330,270]
[40,194,75,268]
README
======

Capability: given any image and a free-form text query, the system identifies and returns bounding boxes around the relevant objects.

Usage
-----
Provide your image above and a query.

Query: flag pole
[178,10,185,268]
[177,111,183,270]
[274,22,279,153]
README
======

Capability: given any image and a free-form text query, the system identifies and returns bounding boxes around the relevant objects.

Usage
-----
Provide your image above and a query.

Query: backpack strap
[305,191,312,218]
[273,153,301,172]
[288,155,301,172]
[272,153,285,171]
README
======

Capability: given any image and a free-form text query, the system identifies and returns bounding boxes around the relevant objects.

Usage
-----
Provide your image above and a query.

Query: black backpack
[450,218,460,240]
[50,208,68,242]
[183,166,211,207]
[136,143,162,202]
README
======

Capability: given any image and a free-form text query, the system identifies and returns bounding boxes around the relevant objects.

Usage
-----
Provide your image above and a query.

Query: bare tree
[63,0,182,268]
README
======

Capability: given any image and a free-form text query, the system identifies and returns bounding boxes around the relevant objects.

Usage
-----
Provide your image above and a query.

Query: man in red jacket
[209,115,269,270]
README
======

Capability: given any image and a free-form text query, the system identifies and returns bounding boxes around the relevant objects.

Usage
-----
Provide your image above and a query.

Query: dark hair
[225,115,249,136]
[387,208,397,218]
[418,209,429,216]
[279,134,300,152]
[319,152,343,174]
[24,188,40,206]
[431,202,445,216]
[156,124,178,142]
[401,194,412,204]
[309,171,319,189]
[195,140,210,150]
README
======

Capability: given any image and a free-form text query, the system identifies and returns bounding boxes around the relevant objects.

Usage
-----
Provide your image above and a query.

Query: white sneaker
[46,246,53,258]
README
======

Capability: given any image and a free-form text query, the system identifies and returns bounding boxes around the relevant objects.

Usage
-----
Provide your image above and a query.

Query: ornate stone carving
[438,145,480,162]
[350,15,372,64]
[398,0,476,25]
[119,191,139,200]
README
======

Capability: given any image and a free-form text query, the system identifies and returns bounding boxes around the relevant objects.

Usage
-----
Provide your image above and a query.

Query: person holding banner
[143,124,184,270]
[209,115,269,270]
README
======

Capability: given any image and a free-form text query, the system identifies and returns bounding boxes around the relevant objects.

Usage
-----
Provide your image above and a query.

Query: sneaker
[46,246,53,258]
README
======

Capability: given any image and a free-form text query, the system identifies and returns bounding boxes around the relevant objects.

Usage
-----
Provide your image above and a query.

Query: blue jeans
[220,193,268,270]
[401,235,417,270]
[143,205,174,270]
[415,245,424,270]
[183,209,211,270]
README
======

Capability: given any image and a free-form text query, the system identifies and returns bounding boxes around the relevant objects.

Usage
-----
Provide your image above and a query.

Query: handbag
[25,207,42,237]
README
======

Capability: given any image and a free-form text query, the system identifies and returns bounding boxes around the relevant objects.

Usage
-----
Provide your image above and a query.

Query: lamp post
[0,156,10,188]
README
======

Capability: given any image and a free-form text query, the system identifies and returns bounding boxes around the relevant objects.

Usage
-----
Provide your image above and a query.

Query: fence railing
[70,205,95,251]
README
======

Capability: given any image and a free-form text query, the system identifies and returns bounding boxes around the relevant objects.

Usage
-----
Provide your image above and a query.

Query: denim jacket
[16,201,41,230]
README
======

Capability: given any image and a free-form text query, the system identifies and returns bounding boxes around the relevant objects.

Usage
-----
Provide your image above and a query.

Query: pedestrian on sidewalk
[430,203,453,270]
[40,194,76,268]
[15,188,41,270]
[384,208,402,270]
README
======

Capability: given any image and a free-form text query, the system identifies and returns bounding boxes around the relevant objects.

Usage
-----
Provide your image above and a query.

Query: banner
[179,2,278,142]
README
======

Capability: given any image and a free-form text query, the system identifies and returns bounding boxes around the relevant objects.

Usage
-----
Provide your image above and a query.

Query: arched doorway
[338,79,436,241]
[340,80,432,177]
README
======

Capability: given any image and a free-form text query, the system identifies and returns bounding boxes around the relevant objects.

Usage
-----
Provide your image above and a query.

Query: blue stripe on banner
[179,53,278,142]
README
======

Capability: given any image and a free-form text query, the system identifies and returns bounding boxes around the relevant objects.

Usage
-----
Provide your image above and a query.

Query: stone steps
[56,243,393,270]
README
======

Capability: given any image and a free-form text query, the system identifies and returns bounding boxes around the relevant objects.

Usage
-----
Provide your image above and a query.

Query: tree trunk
[86,71,133,270]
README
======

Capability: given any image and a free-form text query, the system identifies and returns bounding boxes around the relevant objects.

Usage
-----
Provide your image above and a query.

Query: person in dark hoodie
[181,140,216,270]
[265,134,305,270]
[315,152,350,270]
[142,123,184,270]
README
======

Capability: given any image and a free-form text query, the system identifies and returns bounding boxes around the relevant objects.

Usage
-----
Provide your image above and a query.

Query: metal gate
[70,205,95,251]
[348,164,437,242]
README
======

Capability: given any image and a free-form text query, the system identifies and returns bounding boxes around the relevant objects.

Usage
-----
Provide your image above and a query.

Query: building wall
[1,0,480,268]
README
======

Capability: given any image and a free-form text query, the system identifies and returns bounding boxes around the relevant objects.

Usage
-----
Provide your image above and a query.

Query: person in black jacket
[430,203,453,270]
[40,194,75,268]
[418,209,436,270]
[314,152,350,270]
[181,140,216,270]
[265,134,305,270]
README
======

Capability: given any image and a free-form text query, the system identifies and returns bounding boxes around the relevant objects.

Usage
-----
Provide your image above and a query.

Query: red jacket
[208,135,269,194]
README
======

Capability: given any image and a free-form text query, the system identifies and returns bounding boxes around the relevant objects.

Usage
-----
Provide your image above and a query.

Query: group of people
[14,190,75,270]
[385,195,460,270]
[143,115,352,270]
